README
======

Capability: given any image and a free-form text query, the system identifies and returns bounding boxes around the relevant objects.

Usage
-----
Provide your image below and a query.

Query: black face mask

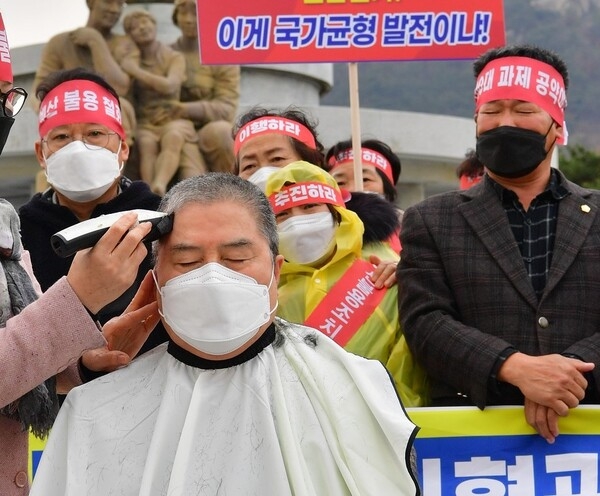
[0,115,14,156]
[476,125,552,179]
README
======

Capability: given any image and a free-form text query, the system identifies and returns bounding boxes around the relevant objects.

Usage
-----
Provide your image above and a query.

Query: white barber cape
[31,319,418,496]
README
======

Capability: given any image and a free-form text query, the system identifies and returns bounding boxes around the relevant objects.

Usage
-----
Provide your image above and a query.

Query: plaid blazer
[398,171,600,408]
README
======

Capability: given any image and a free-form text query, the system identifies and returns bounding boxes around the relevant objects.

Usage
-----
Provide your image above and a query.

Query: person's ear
[553,120,564,144]
[118,140,130,164]
[151,268,162,306]
[34,140,46,169]
[274,254,284,283]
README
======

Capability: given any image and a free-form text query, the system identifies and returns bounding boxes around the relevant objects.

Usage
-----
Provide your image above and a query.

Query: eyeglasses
[42,129,119,153]
[1,87,28,117]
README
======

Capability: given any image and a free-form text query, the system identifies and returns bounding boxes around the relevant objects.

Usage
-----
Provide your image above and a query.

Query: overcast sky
[1,1,89,48]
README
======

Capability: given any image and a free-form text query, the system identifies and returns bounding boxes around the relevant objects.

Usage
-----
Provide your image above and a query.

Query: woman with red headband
[325,138,402,203]
[265,161,427,407]
[326,138,404,254]
[233,106,326,188]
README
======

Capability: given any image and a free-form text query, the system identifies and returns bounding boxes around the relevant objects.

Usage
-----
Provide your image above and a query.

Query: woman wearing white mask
[265,161,427,407]
[19,68,168,359]
[233,107,327,185]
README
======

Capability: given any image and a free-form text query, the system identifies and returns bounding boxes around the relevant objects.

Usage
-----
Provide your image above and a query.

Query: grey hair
[152,173,279,261]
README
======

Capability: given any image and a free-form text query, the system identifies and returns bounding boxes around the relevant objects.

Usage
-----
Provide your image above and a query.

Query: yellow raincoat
[266,162,427,406]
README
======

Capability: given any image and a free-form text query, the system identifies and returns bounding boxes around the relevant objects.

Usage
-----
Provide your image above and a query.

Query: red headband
[475,56,567,144]
[0,14,13,83]
[328,147,395,184]
[269,181,344,215]
[459,173,484,190]
[38,80,125,139]
[234,116,316,155]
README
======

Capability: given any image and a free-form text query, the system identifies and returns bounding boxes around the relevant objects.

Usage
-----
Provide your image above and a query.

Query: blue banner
[407,406,600,495]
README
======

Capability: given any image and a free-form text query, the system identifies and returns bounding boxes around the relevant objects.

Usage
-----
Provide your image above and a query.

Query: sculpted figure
[167,0,241,173]
[121,10,205,196]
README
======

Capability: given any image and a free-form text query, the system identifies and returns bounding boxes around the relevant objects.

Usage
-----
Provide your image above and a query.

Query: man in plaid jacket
[398,44,599,444]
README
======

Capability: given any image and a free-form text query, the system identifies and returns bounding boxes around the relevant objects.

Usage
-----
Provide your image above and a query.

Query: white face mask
[278,211,336,265]
[44,140,123,202]
[246,166,281,192]
[155,262,278,356]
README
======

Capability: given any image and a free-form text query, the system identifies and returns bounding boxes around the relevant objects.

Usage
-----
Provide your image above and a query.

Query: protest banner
[408,406,600,495]
[196,0,505,191]
[196,0,505,65]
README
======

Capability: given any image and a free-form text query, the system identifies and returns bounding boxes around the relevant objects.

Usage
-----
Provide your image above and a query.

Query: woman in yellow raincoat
[265,161,427,407]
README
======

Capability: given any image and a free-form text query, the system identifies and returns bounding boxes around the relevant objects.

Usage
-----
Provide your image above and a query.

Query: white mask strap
[152,269,166,319]
[266,264,279,316]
